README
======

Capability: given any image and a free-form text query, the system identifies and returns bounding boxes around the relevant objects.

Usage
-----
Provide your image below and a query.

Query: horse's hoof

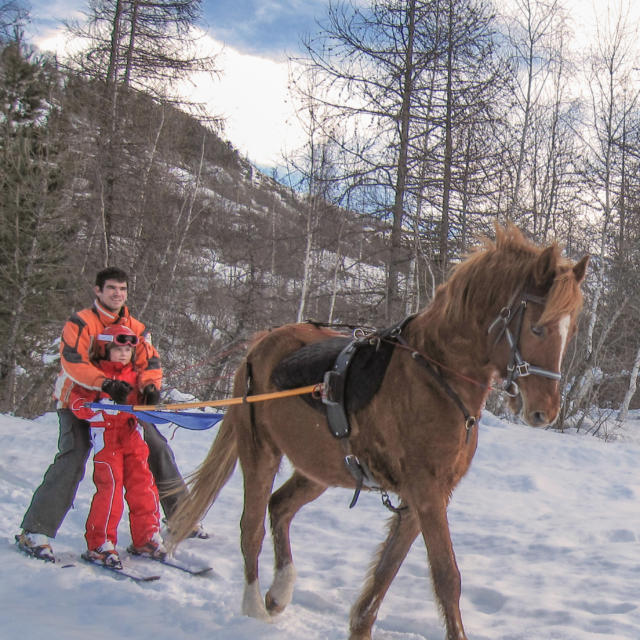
[265,592,286,615]
[242,581,272,622]
[265,564,296,615]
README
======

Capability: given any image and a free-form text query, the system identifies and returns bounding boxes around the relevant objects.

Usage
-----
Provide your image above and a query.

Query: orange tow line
[132,383,323,412]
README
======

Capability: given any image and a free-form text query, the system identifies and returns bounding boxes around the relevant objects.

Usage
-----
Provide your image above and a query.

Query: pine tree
[0,39,70,412]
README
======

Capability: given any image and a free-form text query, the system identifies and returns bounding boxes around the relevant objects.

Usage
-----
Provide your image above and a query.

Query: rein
[132,384,322,411]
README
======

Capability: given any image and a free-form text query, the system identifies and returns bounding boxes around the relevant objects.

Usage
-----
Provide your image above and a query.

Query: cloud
[31,18,303,170]
[186,37,305,168]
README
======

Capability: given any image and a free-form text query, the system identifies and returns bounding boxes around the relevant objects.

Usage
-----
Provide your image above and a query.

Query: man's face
[94,279,128,312]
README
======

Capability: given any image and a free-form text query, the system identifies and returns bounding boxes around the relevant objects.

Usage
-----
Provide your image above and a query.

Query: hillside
[2,74,389,418]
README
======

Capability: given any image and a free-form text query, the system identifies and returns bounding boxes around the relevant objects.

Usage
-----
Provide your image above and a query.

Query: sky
[22,0,640,169]
[3,407,640,639]
[26,0,329,168]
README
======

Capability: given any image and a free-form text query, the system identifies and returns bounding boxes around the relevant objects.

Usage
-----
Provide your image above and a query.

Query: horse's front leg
[417,499,468,640]
[349,506,420,640]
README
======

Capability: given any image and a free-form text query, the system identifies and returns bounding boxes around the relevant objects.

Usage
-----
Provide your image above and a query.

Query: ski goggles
[98,333,139,346]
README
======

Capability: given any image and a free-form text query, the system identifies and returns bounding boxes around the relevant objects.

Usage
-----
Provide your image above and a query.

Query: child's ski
[131,553,212,576]
[81,552,161,582]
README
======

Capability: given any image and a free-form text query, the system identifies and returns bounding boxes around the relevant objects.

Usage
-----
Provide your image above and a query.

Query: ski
[81,552,161,582]
[131,553,212,576]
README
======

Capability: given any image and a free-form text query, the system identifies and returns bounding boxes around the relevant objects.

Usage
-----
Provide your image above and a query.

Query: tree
[65,0,218,262]
[558,4,640,426]
[296,0,439,320]
[0,39,70,412]
[0,1,25,44]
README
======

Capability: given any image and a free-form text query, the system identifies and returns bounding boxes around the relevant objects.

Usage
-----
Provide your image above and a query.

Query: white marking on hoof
[266,564,297,613]
[242,581,271,622]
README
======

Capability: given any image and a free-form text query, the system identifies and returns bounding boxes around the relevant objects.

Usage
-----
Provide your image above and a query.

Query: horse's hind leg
[239,449,282,622]
[349,505,420,640]
[265,471,326,614]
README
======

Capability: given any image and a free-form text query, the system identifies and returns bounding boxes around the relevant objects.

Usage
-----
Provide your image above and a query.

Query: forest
[2,0,640,435]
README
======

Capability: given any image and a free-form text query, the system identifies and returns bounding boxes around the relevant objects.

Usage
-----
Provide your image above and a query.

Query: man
[16,267,206,561]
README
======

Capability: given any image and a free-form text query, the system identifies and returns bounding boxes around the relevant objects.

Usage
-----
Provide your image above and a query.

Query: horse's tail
[167,353,261,548]
[166,409,239,549]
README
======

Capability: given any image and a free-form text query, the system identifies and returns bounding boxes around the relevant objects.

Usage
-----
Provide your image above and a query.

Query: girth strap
[321,316,415,510]
[322,341,358,438]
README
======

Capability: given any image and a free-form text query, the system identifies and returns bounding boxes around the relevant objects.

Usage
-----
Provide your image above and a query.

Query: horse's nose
[532,410,548,426]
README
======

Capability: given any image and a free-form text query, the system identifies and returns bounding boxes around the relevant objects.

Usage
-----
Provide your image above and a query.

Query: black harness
[321,316,415,438]
[319,315,477,511]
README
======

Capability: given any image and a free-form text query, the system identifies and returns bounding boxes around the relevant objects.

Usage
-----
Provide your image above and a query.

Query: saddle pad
[270,336,395,414]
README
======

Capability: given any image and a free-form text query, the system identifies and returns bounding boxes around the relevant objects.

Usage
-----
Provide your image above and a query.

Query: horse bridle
[488,291,562,398]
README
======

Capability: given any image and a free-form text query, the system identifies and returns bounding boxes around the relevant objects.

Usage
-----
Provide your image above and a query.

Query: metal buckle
[322,371,341,405]
[465,416,477,443]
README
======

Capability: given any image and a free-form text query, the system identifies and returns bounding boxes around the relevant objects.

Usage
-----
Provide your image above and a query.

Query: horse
[169,225,589,640]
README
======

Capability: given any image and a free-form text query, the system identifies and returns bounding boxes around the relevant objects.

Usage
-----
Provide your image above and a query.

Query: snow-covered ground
[2,409,640,640]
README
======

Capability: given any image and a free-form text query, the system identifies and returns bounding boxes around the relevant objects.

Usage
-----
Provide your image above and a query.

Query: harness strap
[321,316,416,511]
[397,337,477,444]
[323,341,359,438]
[322,315,417,439]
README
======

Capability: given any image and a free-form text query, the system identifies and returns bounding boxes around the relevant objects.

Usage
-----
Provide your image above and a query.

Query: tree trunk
[386,0,416,322]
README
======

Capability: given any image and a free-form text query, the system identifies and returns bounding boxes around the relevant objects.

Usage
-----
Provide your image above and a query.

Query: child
[70,324,166,568]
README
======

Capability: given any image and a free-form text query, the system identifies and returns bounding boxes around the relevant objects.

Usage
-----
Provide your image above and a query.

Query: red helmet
[95,325,139,357]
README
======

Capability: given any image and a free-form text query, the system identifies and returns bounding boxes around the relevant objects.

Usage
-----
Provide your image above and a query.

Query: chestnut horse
[169,225,588,640]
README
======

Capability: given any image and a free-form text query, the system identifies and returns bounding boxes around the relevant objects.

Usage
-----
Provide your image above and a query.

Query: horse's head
[489,243,589,427]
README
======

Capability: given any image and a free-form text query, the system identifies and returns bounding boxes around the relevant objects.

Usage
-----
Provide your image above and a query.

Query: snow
[2,409,640,639]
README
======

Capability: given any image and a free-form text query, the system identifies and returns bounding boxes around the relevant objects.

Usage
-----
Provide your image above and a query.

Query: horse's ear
[573,255,589,284]
[533,245,558,289]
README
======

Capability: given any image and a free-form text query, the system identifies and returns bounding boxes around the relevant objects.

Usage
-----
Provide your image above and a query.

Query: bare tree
[65,0,218,260]
[558,4,640,426]
[296,0,505,320]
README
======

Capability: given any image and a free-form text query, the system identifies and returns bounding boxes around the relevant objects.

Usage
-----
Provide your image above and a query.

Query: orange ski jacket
[53,300,162,409]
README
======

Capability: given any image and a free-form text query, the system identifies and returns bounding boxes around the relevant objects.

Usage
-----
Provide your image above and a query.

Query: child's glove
[141,384,160,405]
[101,379,133,403]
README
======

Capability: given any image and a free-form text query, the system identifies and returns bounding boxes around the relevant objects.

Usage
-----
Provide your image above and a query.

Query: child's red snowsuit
[70,359,161,550]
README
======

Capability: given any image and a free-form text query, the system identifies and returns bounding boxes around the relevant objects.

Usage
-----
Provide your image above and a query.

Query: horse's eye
[531,325,545,337]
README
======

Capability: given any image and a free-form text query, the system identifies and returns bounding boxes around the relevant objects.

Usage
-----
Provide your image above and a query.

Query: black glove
[142,384,160,405]
[101,378,133,403]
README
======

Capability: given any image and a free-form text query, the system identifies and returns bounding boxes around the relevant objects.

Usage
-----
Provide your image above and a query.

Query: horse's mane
[434,224,584,328]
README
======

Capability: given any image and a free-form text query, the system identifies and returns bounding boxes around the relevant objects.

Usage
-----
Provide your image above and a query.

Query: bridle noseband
[488,291,562,398]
